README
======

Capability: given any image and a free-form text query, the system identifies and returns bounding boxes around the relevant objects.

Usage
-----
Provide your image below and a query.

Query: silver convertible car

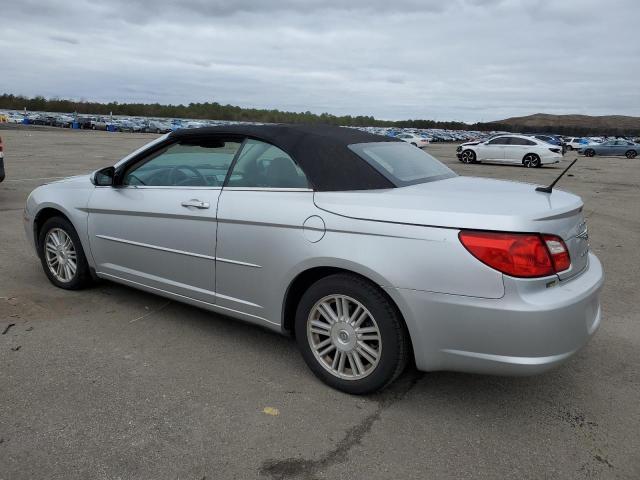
[24,125,604,394]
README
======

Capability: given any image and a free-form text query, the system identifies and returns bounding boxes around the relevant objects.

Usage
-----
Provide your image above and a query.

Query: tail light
[459,231,571,278]
[542,234,571,272]
[549,147,561,153]
[0,136,3,152]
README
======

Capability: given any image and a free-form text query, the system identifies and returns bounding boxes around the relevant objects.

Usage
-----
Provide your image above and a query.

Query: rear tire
[625,150,637,159]
[38,216,93,290]
[523,153,541,168]
[566,145,573,151]
[460,149,476,164]
[294,273,409,394]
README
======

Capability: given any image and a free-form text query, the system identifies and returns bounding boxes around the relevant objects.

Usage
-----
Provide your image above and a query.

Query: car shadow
[98,280,584,407]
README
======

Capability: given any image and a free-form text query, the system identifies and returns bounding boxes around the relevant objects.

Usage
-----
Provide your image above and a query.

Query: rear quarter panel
[304,208,505,299]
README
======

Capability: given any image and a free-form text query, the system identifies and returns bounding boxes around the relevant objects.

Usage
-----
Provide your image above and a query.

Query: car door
[502,137,524,163]
[505,137,537,164]
[214,138,317,327]
[613,140,628,155]
[480,137,508,161]
[598,140,615,156]
[87,136,243,305]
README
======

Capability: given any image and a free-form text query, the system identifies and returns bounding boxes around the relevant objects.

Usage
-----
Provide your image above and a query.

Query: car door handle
[181,199,210,209]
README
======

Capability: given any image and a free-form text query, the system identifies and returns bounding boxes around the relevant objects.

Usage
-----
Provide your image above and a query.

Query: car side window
[487,137,507,145]
[227,139,309,189]
[507,137,536,146]
[123,138,242,187]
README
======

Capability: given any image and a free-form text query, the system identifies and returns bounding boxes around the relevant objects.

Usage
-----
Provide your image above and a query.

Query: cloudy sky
[1,0,639,122]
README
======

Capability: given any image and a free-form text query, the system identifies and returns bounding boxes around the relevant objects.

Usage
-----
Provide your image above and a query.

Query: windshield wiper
[535,158,577,194]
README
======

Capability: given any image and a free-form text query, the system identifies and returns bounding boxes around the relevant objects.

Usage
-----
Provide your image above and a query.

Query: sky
[1,0,639,123]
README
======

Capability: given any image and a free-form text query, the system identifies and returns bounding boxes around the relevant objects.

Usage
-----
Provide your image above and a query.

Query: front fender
[26,181,95,268]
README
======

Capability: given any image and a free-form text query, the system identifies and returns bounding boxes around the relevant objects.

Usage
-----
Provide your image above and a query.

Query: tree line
[1,93,637,136]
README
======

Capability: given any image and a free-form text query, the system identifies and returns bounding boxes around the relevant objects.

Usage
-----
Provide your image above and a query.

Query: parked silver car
[579,139,638,158]
[23,125,604,393]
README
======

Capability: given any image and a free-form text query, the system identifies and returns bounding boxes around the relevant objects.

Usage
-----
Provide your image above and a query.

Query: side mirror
[92,166,115,186]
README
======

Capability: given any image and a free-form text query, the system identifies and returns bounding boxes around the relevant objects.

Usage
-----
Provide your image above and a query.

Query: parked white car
[456,134,563,167]
[564,137,587,150]
[395,133,430,148]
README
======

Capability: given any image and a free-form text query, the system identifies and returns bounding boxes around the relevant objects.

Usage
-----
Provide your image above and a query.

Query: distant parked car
[563,137,588,150]
[113,119,142,132]
[146,120,174,134]
[456,134,562,167]
[580,140,638,158]
[7,113,24,124]
[0,135,5,182]
[531,135,566,154]
[91,118,110,130]
[395,133,430,148]
[532,134,563,146]
[75,117,94,129]
[54,115,74,128]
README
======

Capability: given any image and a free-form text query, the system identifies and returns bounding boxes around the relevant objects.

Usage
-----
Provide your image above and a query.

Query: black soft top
[170,124,401,191]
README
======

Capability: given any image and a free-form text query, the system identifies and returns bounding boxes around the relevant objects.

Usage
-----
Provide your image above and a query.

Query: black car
[531,134,566,154]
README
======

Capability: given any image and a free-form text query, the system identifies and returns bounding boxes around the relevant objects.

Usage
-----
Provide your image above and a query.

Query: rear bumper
[541,152,563,164]
[0,156,5,182]
[390,252,604,375]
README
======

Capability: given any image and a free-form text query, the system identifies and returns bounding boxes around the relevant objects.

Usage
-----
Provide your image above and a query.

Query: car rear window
[348,142,456,187]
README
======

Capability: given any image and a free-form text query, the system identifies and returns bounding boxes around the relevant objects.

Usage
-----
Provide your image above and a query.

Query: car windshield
[349,142,456,187]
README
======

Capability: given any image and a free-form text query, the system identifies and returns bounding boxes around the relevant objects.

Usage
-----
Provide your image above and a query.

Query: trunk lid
[314,176,589,279]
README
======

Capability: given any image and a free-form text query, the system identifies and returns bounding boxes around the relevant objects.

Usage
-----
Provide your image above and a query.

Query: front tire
[566,145,573,151]
[625,150,637,159]
[295,274,409,394]
[460,149,476,164]
[523,153,541,168]
[584,149,595,157]
[38,216,93,290]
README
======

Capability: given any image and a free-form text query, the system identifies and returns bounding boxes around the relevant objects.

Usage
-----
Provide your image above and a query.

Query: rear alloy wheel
[584,149,595,157]
[295,274,409,394]
[625,150,637,159]
[460,149,476,164]
[38,217,93,290]
[523,153,541,168]
[566,145,573,151]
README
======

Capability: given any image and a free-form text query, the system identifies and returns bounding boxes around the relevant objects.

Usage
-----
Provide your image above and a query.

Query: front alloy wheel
[38,216,93,290]
[295,273,409,394]
[584,149,595,157]
[44,228,78,283]
[460,149,476,163]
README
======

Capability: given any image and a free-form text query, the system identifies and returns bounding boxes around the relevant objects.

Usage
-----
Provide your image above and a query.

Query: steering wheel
[169,165,207,186]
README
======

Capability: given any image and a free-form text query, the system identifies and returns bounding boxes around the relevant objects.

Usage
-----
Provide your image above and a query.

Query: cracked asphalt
[1,127,639,479]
